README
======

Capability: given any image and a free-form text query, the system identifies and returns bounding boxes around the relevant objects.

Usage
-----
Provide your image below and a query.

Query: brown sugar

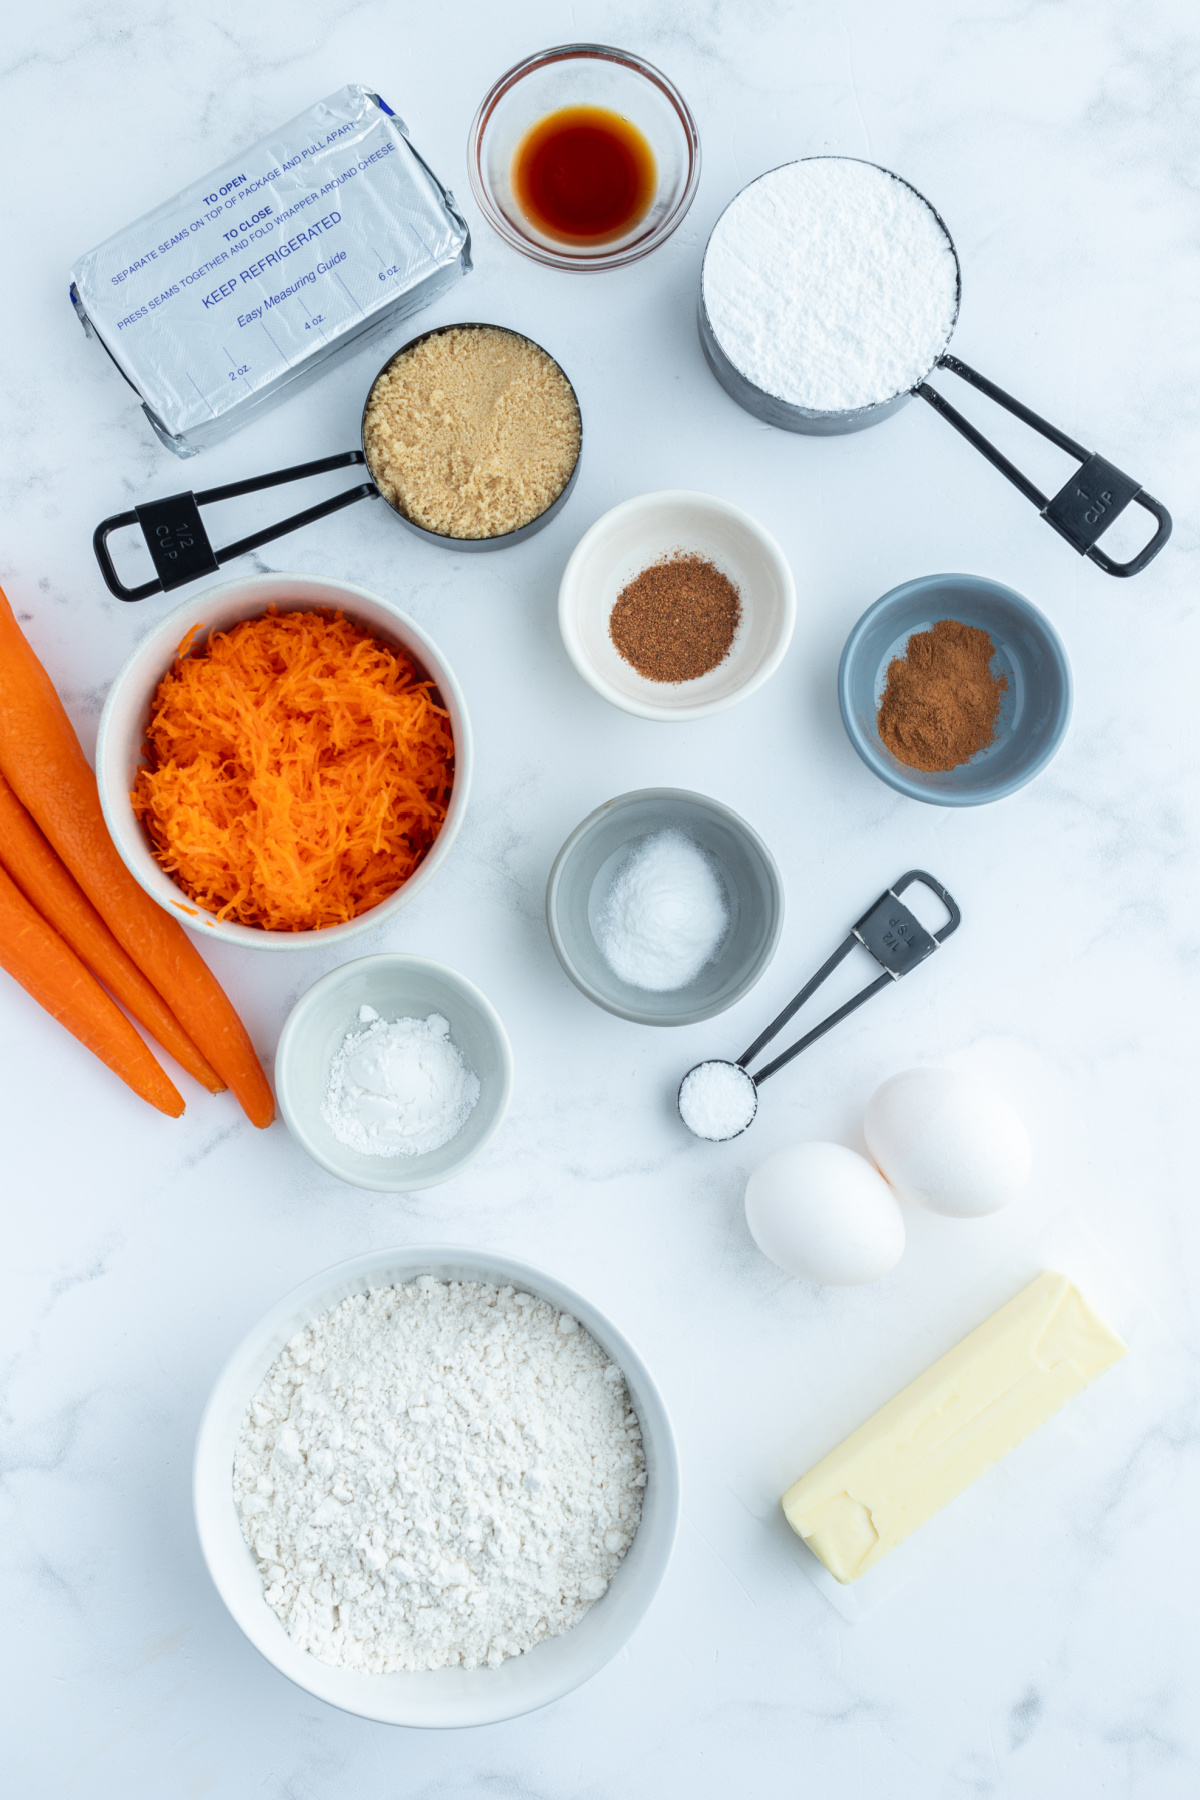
[609,553,742,683]
[362,326,581,539]
[877,617,1007,772]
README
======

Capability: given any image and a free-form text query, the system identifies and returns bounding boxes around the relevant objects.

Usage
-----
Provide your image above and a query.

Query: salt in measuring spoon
[677,870,961,1141]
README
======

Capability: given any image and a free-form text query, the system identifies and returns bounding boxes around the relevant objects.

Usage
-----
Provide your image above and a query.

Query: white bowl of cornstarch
[194,1246,680,1727]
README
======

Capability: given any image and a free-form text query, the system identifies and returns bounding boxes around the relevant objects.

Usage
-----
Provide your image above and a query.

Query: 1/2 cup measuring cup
[698,157,1170,578]
[92,322,583,601]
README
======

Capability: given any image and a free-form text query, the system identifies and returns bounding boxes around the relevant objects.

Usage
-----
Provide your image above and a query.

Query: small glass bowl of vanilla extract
[469,43,701,271]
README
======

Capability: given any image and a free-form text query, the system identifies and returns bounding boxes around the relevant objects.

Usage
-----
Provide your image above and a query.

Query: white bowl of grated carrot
[96,574,472,950]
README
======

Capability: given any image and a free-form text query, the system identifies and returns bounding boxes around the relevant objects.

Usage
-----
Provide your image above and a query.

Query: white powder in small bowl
[595,828,730,992]
[323,1007,480,1157]
[702,157,959,413]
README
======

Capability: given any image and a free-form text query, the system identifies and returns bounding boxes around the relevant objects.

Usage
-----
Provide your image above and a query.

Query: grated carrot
[131,609,455,932]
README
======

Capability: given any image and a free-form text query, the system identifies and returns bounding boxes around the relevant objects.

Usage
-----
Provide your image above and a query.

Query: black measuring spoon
[678,870,962,1141]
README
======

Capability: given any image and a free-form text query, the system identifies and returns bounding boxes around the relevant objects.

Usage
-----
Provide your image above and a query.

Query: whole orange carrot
[0,769,225,1093]
[0,862,185,1116]
[0,588,274,1127]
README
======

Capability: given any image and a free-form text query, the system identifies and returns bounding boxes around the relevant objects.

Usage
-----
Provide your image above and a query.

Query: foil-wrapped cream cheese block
[782,1271,1127,1582]
[71,86,470,456]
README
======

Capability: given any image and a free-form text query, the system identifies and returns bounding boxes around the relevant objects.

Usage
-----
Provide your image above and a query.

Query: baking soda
[595,828,730,991]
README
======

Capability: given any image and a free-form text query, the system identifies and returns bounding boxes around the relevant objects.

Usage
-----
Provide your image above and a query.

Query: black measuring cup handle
[92,452,378,602]
[914,354,1171,578]
[737,870,961,1087]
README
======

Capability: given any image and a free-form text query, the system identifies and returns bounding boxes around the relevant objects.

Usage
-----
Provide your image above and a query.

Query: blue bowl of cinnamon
[838,574,1072,806]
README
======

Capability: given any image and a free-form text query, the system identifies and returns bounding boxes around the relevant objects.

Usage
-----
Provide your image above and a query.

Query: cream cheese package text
[71,85,470,454]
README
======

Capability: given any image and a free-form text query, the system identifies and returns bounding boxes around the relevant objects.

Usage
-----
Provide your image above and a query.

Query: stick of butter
[782,1271,1126,1583]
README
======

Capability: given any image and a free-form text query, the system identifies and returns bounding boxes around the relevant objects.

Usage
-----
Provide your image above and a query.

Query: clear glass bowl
[468,43,701,271]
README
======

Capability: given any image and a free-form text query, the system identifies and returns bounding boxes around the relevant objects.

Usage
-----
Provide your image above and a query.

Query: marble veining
[2,0,1198,1795]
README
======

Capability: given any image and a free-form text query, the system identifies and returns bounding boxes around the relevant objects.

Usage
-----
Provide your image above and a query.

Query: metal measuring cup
[698,157,1170,578]
[93,322,583,601]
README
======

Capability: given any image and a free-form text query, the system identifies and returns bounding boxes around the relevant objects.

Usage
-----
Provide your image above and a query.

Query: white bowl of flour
[194,1246,680,1727]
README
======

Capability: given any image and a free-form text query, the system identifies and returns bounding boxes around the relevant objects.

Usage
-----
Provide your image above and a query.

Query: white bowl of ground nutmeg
[194,1246,680,1728]
[558,490,796,720]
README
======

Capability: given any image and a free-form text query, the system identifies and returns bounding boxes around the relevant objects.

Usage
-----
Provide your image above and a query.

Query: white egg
[863,1068,1032,1217]
[744,1142,906,1285]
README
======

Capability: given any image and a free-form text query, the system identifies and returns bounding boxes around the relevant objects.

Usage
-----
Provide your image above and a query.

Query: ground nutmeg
[877,617,1007,772]
[609,553,742,684]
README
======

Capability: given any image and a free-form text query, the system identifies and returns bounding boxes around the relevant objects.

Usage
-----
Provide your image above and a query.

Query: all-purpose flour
[702,158,959,412]
[233,1278,646,1672]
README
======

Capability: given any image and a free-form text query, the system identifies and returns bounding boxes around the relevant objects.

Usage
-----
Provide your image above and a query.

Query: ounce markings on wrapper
[702,158,959,412]
[323,1007,479,1157]
[233,1278,646,1672]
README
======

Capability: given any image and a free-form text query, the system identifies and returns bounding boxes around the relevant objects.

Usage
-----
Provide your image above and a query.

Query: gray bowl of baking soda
[546,788,785,1026]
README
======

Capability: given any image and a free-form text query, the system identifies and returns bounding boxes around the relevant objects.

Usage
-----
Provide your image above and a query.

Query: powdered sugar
[233,1277,645,1672]
[702,158,959,412]
[323,1007,479,1157]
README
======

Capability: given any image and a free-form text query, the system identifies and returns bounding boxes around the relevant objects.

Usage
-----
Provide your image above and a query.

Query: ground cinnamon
[609,553,741,684]
[877,618,1007,772]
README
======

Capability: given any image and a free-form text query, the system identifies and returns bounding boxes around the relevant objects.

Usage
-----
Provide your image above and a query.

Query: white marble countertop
[3,2,1198,1794]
